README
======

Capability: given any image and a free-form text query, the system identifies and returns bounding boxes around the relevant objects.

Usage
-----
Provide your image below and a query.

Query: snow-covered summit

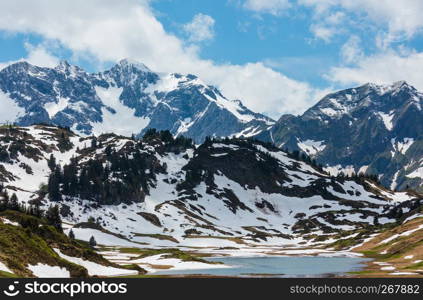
[260,81,423,192]
[117,58,152,73]
[0,60,273,143]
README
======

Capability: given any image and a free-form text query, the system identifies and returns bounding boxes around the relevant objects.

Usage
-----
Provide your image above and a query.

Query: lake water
[156,256,371,278]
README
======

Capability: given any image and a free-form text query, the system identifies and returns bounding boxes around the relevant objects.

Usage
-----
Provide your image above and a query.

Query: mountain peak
[387,80,414,92]
[55,60,71,71]
[117,58,152,73]
[301,81,422,122]
[54,60,85,77]
[363,80,416,95]
[392,80,408,87]
[4,60,32,71]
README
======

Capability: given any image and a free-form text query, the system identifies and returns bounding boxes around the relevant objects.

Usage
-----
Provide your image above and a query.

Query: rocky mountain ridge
[258,81,423,192]
[0,59,273,143]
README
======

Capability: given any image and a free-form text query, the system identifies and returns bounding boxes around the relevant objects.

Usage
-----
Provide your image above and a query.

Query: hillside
[351,213,423,277]
[0,124,421,251]
[0,207,142,278]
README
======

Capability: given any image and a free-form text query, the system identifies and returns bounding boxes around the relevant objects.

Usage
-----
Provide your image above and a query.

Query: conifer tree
[48,154,56,171]
[45,205,62,232]
[48,167,62,202]
[89,236,97,247]
[9,193,19,210]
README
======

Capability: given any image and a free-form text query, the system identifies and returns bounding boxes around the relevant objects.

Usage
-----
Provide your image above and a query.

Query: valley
[1,60,423,278]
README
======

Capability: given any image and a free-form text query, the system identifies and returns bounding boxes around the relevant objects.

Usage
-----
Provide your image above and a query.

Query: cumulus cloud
[242,0,291,16]
[0,42,58,70]
[340,35,363,64]
[309,24,336,42]
[205,62,323,116]
[24,43,59,67]
[308,11,345,42]
[298,0,423,90]
[299,0,423,46]
[236,0,423,46]
[327,50,423,90]
[0,0,322,118]
[183,13,215,43]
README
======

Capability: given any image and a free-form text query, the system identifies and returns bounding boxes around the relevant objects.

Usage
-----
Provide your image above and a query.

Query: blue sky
[153,0,337,86]
[0,0,423,118]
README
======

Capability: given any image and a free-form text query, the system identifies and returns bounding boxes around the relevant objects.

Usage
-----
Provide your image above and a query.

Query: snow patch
[0,261,12,274]
[44,97,69,118]
[378,111,395,130]
[297,139,326,156]
[0,91,25,123]
[379,224,423,244]
[28,263,70,278]
[92,87,150,137]
[407,167,423,179]
[54,249,137,277]
[391,138,414,155]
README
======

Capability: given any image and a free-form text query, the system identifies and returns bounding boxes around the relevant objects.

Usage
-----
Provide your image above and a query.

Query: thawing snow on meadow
[0,261,12,274]
[125,254,230,273]
[381,266,396,271]
[65,228,142,248]
[0,218,19,226]
[54,249,138,277]
[28,263,70,278]
[379,224,423,245]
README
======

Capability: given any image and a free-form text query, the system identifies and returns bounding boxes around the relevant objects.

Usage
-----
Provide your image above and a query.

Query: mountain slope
[258,81,423,192]
[0,59,273,143]
[1,125,421,249]
[351,213,423,277]
[0,209,140,278]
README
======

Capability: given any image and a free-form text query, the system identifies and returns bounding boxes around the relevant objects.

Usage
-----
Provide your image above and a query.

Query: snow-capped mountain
[258,81,423,192]
[1,125,421,248]
[0,59,273,143]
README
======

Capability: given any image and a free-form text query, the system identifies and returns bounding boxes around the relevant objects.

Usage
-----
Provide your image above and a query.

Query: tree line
[0,184,62,232]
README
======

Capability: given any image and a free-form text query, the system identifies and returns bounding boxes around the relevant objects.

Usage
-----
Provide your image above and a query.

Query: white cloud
[299,0,423,46]
[299,0,423,90]
[183,13,215,43]
[326,11,345,25]
[0,0,321,118]
[242,0,291,16]
[0,43,58,70]
[327,50,423,91]
[205,62,323,116]
[340,35,363,64]
[302,8,346,42]
[310,24,336,42]
[24,43,59,67]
